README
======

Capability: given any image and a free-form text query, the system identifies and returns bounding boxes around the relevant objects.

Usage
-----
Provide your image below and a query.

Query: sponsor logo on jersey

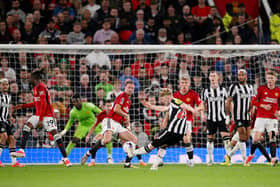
[263,97,278,103]
[34,97,40,101]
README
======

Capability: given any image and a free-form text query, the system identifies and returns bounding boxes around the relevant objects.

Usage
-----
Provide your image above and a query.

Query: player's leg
[16,116,37,157]
[220,121,231,155]
[206,121,216,165]
[0,132,7,167]
[183,122,194,167]
[66,125,88,156]
[246,118,271,165]
[267,119,278,166]
[135,145,147,166]
[45,117,71,167]
[150,147,167,170]
[8,135,24,167]
[118,130,138,167]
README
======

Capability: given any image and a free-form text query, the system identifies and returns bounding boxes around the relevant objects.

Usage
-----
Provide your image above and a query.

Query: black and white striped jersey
[228,83,254,121]
[0,92,11,122]
[166,98,189,135]
[202,86,227,122]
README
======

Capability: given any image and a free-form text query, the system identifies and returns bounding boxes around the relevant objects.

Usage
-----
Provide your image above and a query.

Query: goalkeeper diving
[60,94,113,164]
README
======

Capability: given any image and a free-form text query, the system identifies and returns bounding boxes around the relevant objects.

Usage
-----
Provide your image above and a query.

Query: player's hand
[13,104,22,112]
[261,104,272,111]
[274,111,280,118]
[124,115,130,124]
[126,125,131,131]
[201,113,207,122]
[37,121,43,128]
[85,135,90,143]
[60,129,67,136]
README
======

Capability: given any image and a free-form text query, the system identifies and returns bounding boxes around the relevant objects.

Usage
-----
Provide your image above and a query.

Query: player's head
[30,69,44,85]
[71,94,82,109]
[238,69,247,84]
[179,75,190,94]
[209,70,219,86]
[266,70,277,88]
[124,80,135,96]
[0,78,9,93]
[104,99,113,113]
[159,88,173,104]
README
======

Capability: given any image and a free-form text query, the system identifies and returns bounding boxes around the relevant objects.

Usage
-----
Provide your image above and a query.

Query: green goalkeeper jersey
[65,102,102,131]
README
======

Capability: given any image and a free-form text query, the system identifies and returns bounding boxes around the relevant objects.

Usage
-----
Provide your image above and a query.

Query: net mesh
[1,45,280,164]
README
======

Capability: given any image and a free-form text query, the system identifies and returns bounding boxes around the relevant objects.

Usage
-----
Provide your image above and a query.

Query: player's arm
[160,111,169,129]
[14,102,35,111]
[89,103,102,115]
[60,111,75,136]
[86,112,104,141]
[140,100,169,112]
[252,87,271,110]
[38,89,48,122]
[114,104,131,128]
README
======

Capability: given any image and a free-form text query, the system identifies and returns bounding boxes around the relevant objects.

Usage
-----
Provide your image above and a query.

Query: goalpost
[0,44,279,165]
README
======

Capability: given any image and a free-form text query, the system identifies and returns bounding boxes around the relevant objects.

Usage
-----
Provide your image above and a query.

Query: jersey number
[177,111,187,119]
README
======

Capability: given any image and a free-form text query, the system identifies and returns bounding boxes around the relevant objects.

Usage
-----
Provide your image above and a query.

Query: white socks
[207,141,214,162]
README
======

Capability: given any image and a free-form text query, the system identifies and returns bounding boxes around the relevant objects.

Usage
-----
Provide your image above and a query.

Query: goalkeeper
[60,94,113,164]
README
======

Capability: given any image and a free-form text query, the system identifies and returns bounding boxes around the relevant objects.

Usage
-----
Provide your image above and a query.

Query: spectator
[6,15,17,35]
[131,53,153,78]
[53,0,75,21]
[59,31,68,44]
[236,14,253,44]
[179,14,200,42]
[130,29,149,44]
[110,32,120,44]
[159,63,175,89]
[9,29,23,44]
[56,12,72,34]
[234,34,242,44]
[110,58,123,78]
[93,18,117,44]
[144,17,156,42]
[21,21,37,44]
[0,21,11,43]
[75,73,94,102]
[106,79,122,100]
[109,8,120,31]
[32,10,45,37]
[72,0,83,21]
[7,0,26,23]
[132,121,149,147]
[94,0,111,25]
[94,71,114,97]
[137,67,151,89]
[201,6,220,38]
[67,21,85,44]
[50,73,73,99]
[39,19,61,44]
[119,0,134,28]
[10,82,20,105]
[85,34,93,44]
[48,66,61,87]
[153,52,169,77]
[156,28,168,44]
[190,70,204,94]
[83,0,101,18]
[119,66,140,93]
[222,3,237,32]
[166,4,180,26]
[118,17,133,43]
[0,56,16,82]
[191,0,210,24]
[223,60,237,87]
[17,67,32,92]
[129,20,150,43]
[94,87,105,108]
[81,9,98,36]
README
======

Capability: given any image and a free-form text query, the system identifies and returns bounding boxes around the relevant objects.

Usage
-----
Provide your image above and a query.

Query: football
[122,141,136,157]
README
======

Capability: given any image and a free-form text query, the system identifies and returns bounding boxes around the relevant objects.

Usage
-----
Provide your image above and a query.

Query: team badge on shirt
[186,98,191,102]
[86,111,90,115]
[265,92,268,95]
[275,92,278,97]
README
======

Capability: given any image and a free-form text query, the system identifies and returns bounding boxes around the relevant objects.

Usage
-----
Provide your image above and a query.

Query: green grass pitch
[1,164,279,187]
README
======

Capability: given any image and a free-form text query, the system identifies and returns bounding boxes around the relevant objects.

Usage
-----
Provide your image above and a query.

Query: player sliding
[81,80,138,168]
[83,99,147,166]
[245,71,279,166]
[135,88,200,170]
[202,70,231,165]
[14,70,71,167]
[223,69,254,165]
[59,94,113,164]
[0,79,24,167]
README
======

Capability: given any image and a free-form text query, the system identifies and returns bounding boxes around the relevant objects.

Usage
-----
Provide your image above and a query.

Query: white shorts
[254,118,278,133]
[27,116,57,132]
[185,121,192,133]
[101,118,128,135]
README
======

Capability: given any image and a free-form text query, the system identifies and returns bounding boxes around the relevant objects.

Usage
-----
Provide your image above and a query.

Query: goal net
[0,45,279,165]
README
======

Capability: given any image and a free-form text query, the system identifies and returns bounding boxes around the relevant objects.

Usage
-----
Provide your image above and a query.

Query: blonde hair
[266,70,278,77]
[159,88,172,97]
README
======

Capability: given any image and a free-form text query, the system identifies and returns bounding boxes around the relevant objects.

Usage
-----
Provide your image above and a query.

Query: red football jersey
[22,82,54,120]
[107,92,131,124]
[173,90,202,122]
[252,85,280,119]
[93,110,108,128]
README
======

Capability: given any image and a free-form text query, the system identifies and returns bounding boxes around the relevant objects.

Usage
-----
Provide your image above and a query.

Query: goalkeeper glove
[60,129,67,136]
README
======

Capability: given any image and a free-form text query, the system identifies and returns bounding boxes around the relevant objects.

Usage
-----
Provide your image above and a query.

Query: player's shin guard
[54,134,67,158]
[228,142,240,157]
[269,141,277,158]
[20,125,31,149]
[207,139,214,162]
[256,142,271,162]
[185,143,194,160]
[223,136,231,154]
[0,144,4,157]
[157,148,166,158]
[134,145,151,155]
[9,148,17,164]
[106,142,113,159]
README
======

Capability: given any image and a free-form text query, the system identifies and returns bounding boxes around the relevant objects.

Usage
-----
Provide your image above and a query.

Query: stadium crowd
[0,0,279,45]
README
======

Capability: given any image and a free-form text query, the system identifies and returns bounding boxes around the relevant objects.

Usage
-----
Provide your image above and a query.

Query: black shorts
[235,120,250,128]
[207,120,228,135]
[0,121,15,136]
[151,129,183,148]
